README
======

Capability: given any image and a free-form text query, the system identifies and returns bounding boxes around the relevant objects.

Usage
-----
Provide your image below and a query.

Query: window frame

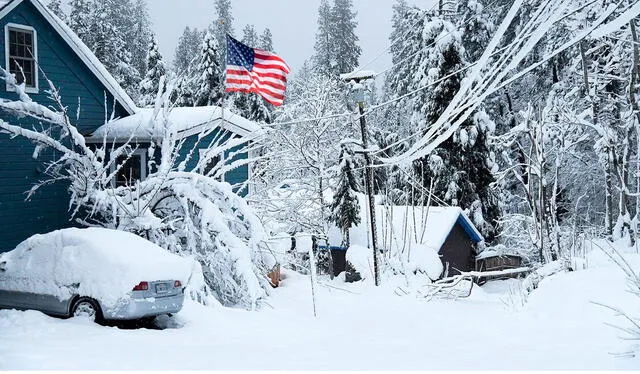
[110,148,147,188]
[199,149,224,182]
[4,23,38,94]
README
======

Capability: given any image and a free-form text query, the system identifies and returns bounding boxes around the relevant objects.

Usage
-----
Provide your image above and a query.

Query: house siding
[177,128,250,197]
[0,0,129,251]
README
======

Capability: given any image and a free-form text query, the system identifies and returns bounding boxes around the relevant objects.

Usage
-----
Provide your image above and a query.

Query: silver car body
[103,281,185,320]
[0,246,186,321]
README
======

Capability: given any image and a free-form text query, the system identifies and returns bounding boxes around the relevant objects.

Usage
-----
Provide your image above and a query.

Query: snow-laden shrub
[91,173,271,308]
[0,70,271,309]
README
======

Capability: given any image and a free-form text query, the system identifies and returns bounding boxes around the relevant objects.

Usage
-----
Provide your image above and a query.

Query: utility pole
[341,70,380,286]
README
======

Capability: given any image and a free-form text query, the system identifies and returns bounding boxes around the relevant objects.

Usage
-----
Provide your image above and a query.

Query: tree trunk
[581,39,611,236]
[631,18,640,234]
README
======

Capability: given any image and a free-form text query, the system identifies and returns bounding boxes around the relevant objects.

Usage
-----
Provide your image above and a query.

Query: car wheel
[71,297,102,323]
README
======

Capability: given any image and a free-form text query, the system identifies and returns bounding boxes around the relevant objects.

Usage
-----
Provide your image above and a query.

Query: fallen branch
[460,267,532,279]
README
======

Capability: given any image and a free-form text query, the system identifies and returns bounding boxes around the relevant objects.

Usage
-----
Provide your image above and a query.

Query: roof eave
[0,0,139,115]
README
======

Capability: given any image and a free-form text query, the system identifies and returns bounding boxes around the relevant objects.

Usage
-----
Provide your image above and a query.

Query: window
[199,149,223,181]
[112,149,147,187]
[5,24,38,92]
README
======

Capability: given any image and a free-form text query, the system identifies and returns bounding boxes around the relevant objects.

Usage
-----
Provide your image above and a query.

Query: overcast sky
[147,0,397,75]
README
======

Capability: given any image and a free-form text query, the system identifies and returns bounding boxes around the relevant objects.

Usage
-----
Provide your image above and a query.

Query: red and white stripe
[226,49,291,106]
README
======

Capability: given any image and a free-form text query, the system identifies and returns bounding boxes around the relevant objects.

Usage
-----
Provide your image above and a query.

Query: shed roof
[326,193,484,252]
[364,205,484,251]
[0,0,138,114]
[86,106,262,143]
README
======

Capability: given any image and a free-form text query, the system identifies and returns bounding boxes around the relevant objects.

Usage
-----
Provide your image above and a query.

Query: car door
[0,256,33,310]
[0,243,68,316]
[25,242,70,316]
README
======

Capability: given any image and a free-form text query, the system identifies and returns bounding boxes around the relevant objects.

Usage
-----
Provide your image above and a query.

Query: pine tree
[174,27,202,74]
[329,146,361,247]
[457,0,494,62]
[242,24,258,47]
[89,0,140,98]
[47,0,66,21]
[193,31,223,107]
[172,27,202,107]
[331,0,361,75]
[130,0,153,81]
[259,28,273,52]
[172,75,196,107]
[313,0,333,75]
[69,0,92,48]
[212,0,234,62]
[408,9,499,238]
[138,36,167,107]
[381,3,424,153]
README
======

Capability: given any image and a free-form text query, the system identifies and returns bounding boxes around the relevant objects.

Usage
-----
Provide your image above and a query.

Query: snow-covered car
[0,228,193,322]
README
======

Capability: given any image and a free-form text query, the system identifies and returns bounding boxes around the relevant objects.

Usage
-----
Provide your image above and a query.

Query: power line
[351,1,441,76]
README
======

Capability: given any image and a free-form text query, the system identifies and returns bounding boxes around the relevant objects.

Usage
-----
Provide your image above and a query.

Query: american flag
[225,35,290,107]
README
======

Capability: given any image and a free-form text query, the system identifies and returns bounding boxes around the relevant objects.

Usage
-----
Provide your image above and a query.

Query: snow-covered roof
[0,0,138,115]
[475,247,524,260]
[339,69,376,81]
[328,194,484,252]
[86,106,262,143]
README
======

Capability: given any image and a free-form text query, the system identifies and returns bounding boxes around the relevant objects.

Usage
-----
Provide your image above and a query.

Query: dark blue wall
[0,1,129,251]
[176,128,250,196]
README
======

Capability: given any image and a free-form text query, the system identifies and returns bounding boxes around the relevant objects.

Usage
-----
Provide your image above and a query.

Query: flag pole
[221,32,228,130]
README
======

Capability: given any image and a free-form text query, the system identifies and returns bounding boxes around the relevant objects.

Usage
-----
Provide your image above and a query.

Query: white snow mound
[407,244,444,280]
[346,245,373,279]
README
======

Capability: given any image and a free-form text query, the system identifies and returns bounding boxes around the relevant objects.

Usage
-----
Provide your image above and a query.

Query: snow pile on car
[0,228,193,308]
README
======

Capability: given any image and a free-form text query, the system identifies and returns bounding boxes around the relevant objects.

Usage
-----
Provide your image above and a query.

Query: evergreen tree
[89,0,140,98]
[172,75,197,107]
[242,24,258,47]
[130,0,153,81]
[69,0,92,48]
[330,0,361,75]
[408,9,499,238]
[212,0,234,62]
[193,31,223,107]
[138,36,167,107]
[174,27,202,74]
[172,27,202,107]
[329,146,361,247]
[47,0,66,21]
[259,28,273,52]
[313,0,361,75]
[313,0,333,75]
[457,0,494,62]
[381,3,424,148]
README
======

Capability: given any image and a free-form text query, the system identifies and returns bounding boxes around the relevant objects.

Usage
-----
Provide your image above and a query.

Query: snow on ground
[1,244,640,370]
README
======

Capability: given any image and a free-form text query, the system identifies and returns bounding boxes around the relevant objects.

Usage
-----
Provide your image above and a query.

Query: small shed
[328,199,485,279]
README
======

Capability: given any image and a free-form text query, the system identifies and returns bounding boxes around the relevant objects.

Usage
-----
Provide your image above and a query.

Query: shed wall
[438,222,476,276]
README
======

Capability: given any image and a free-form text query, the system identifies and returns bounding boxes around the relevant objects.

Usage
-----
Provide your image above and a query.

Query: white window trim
[110,148,147,187]
[5,23,39,94]
[199,149,225,182]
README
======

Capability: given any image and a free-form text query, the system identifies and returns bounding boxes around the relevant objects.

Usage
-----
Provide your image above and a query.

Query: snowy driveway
[1,254,639,370]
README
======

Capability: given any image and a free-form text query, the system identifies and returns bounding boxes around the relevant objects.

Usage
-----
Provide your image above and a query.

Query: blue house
[0,0,258,252]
